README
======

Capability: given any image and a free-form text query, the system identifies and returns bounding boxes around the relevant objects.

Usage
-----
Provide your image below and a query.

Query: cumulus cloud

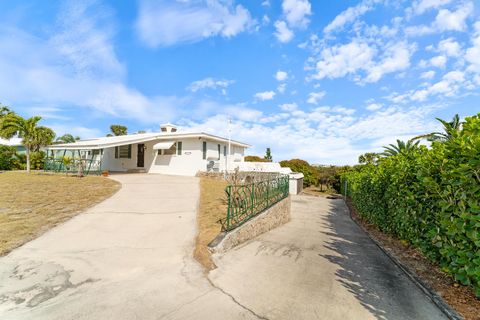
[275,70,288,81]
[282,0,312,28]
[254,91,276,101]
[438,38,462,57]
[410,0,453,15]
[187,78,234,93]
[324,0,381,34]
[136,0,255,47]
[306,91,326,105]
[366,103,382,111]
[273,0,311,42]
[274,20,294,43]
[420,70,436,79]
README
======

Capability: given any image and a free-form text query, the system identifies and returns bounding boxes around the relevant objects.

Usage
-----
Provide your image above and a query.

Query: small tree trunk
[26,147,31,173]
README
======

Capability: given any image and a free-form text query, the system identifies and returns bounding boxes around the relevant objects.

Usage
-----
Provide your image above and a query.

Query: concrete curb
[343,199,464,320]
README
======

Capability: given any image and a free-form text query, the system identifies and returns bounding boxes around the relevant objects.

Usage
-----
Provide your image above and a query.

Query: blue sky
[0,0,479,164]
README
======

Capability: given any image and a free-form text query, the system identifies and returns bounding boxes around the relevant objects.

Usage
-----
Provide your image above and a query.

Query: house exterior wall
[100,137,246,176]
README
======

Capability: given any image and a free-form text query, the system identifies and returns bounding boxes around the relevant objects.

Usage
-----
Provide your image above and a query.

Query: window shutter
[127,145,132,159]
[115,146,118,158]
[202,141,207,160]
[218,144,220,160]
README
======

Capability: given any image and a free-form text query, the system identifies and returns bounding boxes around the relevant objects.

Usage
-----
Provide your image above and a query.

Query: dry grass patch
[194,177,228,271]
[0,171,120,256]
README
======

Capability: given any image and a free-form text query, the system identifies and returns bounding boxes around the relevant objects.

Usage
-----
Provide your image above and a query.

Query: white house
[47,124,250,176]
[0,137,25,153]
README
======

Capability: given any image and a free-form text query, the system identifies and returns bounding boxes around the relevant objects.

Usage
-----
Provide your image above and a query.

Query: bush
[280,159,319,187]
[0,145,16,170]
[245,155,270,162]
[342,113,480,297]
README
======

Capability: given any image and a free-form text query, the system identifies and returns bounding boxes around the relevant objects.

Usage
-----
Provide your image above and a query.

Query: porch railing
[220,175,289,232]
[43,158,102,175]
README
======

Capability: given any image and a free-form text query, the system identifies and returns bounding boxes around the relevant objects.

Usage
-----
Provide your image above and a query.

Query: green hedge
[342,113,480,297]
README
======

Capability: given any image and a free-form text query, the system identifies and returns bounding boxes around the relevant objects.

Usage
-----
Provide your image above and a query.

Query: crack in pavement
[157,289,214,320]
[206,277,270,320]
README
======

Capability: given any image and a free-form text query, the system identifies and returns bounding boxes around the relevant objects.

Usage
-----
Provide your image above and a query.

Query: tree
[280,159,319,187]
[412,114,464,142]
[109,125,127,136]
[264,148,272,162]
[0,104,12,118]
[0,114,54,173]
[358,152,380,165]
[382,139,420,157]
[245,155,269,162]
[55,134,80,144]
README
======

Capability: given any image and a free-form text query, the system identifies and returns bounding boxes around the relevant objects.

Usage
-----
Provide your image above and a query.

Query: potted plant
[101,170,109,177]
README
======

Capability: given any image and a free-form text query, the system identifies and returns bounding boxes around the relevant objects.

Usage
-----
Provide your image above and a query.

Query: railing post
[226,186,231,231]
[251,183,255,216]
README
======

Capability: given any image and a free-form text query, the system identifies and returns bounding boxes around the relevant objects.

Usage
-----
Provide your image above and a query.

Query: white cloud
[274,20,294,43]
[411,70,465,101]
[312,39,412,83]
[465,21,480,73]
[277,83,286,93]
[306,91,326,105]
[279,103,298,111]
[434,2,473,32]
[366,103,382,111]
[364,41,413,83]
[282,0,312,28]
[430,55,447,68]
[254,91,276,101]
[405,2,473,36]
[438,38,462,57]
[313,40,376,80]
[187,78,234,92]
[324,0,380,34]
[135,0,255,47]
[420,70,436,79]
[275,70,288,81]
[410,0,453,15]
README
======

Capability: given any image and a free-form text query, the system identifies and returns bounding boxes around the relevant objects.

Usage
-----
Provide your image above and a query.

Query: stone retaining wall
[208,196,291,253]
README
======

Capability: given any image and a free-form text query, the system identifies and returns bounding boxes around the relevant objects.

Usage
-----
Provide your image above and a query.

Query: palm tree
[109,125,127,136]
[55,134,80,144]
[412,114,463,142]
[0,114,55,172]
[382,139,420,157]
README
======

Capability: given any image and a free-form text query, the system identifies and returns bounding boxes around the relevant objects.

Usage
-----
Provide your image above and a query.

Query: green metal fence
[44,158,102,175]
[221,175,289,232]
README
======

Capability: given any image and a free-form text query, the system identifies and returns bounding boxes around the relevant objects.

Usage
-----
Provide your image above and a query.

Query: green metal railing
[221,175,289,231]
[43,158,102,175]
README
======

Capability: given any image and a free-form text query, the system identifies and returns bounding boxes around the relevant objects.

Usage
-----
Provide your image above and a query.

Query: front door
[137,144,145,167]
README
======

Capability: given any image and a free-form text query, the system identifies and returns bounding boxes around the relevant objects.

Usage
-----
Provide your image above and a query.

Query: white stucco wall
[100,137,246,176]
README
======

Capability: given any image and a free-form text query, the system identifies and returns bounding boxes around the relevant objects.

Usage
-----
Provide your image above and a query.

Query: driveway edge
[342,198,464,320]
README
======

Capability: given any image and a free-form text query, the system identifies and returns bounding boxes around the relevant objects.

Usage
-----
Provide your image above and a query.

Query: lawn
[194,177,228,271]
[0,171,120,256]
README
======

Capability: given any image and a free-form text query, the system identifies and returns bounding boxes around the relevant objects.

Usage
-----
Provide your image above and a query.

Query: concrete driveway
[208,195,449,320]
[0,176,449,320]
[0,174,256,320]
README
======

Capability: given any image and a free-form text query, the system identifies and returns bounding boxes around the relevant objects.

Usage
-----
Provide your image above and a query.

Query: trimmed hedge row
[342,113,480,297]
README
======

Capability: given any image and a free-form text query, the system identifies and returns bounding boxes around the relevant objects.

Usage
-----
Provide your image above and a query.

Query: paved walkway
[0,176,449,319]
[0,174,256,320]
[208,195,449,320]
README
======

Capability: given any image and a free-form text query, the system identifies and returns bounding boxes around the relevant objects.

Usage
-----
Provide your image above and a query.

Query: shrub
[245,155,270,162]
[0,145,16,170]
[342,113,480,297]
[280,159,319,186]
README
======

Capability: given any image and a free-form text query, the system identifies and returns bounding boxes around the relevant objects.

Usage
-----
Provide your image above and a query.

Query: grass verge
[194,177,228,271]
[0,171,120,256]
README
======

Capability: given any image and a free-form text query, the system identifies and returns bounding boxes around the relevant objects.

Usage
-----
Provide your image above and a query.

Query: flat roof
[47,132,250,150]
[0,137,23,147]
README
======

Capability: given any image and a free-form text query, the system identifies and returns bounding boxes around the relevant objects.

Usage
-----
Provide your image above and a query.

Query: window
[115,145,131,159]
[202,141,207,160]
[224,145,227,157]
[218,144,221,160]
[177,141,182,155]
[159,143,176,155]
